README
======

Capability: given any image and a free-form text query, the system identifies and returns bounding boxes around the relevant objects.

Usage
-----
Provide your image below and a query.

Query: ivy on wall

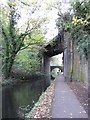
[63,0,90,60]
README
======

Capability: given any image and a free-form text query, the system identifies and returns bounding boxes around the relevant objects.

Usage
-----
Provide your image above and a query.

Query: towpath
[51,75,88,118]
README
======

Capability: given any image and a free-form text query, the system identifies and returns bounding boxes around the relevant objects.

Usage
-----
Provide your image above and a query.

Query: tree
[60,0,90,81]
[63,0,90,60]
[1,0,47,79]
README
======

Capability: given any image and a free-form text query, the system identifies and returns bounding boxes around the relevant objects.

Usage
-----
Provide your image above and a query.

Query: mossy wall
[64,32,88,88]
[73,44,88,87]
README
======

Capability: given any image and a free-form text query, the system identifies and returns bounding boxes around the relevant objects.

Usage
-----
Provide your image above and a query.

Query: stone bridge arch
[50,66,64,72]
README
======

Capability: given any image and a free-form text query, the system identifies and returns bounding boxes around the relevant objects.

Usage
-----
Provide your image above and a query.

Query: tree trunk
[4,53,16,79]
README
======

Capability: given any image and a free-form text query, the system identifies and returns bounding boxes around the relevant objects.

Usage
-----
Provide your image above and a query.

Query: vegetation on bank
[58,0,90,82]
[63,0,90,60]
[1,0,50,79]
[1,72,46,86]
[26,80,55,119]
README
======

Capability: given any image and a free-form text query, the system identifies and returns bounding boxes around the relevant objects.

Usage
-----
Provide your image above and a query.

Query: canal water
[2,79,47,119]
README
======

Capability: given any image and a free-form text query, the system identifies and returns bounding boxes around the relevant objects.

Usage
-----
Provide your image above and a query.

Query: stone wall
[73,44,88,87]
[64,32,88,88]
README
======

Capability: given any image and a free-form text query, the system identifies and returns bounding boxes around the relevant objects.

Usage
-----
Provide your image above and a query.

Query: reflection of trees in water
[2,80,47,118]
[2,87,18,118]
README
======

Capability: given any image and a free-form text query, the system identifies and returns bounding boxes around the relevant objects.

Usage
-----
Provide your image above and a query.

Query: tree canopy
[1,0,53,78]
[63,0,90,59]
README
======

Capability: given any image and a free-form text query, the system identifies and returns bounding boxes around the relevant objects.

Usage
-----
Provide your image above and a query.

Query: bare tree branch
[20,42,38,51]
[18,1,30,6]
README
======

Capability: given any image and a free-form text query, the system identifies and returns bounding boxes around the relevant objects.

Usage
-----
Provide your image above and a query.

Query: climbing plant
[63,0,90,60]
[1,0,47,78]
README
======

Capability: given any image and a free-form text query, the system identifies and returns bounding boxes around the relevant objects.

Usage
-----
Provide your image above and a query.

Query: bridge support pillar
[42,54,50,86]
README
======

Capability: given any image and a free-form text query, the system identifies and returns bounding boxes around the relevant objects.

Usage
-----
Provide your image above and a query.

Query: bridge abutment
[42,54,51,86]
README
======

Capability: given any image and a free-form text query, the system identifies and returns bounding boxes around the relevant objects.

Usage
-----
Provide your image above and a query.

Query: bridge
[42,29,68,86]
[44,32,64,57]
[50,66,64,72]
[42,26,88,88]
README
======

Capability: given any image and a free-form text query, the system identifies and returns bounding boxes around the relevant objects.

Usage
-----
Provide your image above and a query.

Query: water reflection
[2,79,47,119]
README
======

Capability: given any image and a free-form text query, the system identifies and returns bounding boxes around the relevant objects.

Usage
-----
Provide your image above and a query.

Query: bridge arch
[50,66,64,73]
[42,30,65,85]
[50,66,64,79]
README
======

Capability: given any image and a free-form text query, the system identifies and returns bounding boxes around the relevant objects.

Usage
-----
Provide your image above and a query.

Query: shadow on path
[51,75,88,118]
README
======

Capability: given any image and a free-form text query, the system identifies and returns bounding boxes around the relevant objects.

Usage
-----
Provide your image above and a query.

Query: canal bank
[2,76,48,119]
[26,75,88,119]
[2,74,88,119]
[26,80,55,119]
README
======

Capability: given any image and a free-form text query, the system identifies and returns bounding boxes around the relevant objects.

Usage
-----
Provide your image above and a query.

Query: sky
[46,0,70,66]
[42,0,70,40]
[50,53,63,66]
[1,0,70,40]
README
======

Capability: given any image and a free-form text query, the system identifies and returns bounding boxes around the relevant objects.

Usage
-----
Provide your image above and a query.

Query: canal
[2,79,47,119]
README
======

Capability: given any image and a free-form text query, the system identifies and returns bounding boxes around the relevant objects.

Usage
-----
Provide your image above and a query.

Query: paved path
[51,75,88,118]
